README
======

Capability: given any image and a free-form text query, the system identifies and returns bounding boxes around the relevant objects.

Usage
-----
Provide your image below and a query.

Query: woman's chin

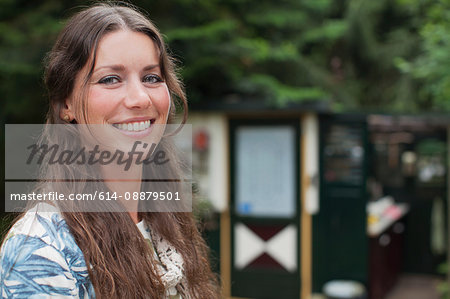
[77,123,165,169]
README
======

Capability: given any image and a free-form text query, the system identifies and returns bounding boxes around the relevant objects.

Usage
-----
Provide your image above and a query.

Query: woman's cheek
[156,84,171,120]
[86,88,118,122]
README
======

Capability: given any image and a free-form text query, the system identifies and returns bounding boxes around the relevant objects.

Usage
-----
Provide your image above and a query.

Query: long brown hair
[40,2,219,298]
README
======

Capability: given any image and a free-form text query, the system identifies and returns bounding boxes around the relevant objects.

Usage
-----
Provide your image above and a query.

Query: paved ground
[385,274,444,299]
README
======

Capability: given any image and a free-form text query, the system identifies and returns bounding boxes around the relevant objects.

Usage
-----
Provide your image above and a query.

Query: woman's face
[66,29,170,137]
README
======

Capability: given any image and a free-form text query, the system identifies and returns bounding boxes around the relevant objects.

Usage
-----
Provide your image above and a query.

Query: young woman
[0,3,220,298]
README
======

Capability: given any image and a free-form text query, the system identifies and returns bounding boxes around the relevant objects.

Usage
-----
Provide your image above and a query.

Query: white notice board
[235,126,296,218]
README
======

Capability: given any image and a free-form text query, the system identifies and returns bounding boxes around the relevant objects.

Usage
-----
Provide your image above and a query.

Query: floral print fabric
[0,204,94,298]
[0,203,185,298]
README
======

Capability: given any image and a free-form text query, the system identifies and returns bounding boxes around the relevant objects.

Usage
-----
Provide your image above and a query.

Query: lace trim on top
[137,221,190,299]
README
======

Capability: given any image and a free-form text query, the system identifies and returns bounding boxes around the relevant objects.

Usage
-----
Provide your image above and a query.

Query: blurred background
[1,0,449,298]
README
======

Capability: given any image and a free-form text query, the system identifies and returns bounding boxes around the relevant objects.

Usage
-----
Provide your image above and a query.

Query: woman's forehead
[93,30,160,65]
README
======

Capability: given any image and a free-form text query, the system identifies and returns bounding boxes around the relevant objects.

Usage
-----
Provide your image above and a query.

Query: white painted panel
[266,225,297,272]
[188,113,228,212]
[303,113,320,215]
[234,223,265,269]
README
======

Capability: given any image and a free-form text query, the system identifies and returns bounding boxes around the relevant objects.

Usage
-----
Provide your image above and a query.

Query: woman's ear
[59,98,75,122]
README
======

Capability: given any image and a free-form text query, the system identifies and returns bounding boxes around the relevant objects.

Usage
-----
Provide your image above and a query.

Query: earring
[63,115,70,122]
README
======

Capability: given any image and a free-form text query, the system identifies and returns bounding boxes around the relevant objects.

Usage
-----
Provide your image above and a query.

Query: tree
[1,0,448,125]
[395,0,450,111]
[142,0,443,112]
[0,0,89,124]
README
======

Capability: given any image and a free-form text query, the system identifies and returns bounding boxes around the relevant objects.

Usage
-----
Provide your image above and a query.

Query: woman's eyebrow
[93,64,160,73]
[143,64,160,71]
[93,64,125,73]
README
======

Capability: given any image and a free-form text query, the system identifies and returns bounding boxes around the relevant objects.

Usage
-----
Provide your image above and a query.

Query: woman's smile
[112,119,153,132]
[111,118,158,139]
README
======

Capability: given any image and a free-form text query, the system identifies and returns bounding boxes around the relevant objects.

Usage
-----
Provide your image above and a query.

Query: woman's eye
[98,76,120,85]
[143,74,163,84]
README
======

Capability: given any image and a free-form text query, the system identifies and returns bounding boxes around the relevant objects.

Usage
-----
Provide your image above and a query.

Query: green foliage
[395,0,450,111]
[0,0,86,124]
[166,19,237,41]
[145,0,348,107]
[241,74,328,106]
[1,0,449,124]
[147,0,450,112]
[437,262,449,299]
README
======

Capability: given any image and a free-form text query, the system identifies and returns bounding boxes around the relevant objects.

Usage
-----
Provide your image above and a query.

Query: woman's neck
[100,163,142,224]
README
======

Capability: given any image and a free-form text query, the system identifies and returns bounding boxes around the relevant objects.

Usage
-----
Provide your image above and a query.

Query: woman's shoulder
[3,203,75,250]
[1,203,86,266]
[0,203,93,298]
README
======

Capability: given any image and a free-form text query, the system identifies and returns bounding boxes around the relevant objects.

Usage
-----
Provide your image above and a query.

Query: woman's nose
[124,79,151,109]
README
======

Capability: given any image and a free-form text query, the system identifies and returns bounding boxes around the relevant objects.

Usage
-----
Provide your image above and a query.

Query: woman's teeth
[113,120,151,132]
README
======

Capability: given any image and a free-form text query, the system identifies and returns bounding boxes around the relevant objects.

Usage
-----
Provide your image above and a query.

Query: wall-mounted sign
[235,126,296,218]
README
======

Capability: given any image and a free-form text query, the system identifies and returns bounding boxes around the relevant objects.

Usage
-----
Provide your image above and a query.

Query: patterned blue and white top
[0,204,94,298]
[0,203,185,298]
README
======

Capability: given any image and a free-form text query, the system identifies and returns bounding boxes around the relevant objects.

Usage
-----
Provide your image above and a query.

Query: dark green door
[230,119,301,299]
[312,114,369,292]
